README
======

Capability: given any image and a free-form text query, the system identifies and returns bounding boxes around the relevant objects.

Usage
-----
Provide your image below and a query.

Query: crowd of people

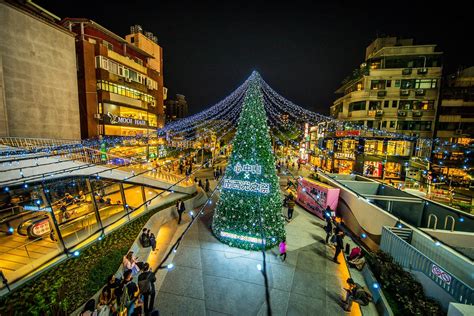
[80,262,158,316]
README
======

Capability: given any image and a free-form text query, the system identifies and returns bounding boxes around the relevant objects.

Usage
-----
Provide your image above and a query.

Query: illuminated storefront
[363,161,383,177]
[387,141,412,156]
[384,162,402,179]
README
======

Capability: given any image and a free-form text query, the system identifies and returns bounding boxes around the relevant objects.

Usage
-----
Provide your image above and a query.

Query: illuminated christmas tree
[212,72,285,250]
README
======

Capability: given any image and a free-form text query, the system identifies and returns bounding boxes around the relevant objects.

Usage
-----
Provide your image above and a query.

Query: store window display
[363,161,383,177]
[384,162,401,178]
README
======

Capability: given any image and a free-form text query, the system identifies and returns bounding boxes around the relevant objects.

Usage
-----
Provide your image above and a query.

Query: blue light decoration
[4,187,9,192]
[256,264,262,271]
[167,263,174,270]
[397,223,403,228]
[434,241,441,246]
[8,227,14,234]
[24,183,28,188]
[361,233,367,239]
[73,251,80,257]
[36,200,41,205]
[459,217,465,223]
[373,283,380,289]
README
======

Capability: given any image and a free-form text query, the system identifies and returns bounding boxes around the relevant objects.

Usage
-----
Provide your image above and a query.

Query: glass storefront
[384,162,402,179]
[364,161,383,177]
[387,141,412,156]
[364,140,384,155]
[334,159,355,174]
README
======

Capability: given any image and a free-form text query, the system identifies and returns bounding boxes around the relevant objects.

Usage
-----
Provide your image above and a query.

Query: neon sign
[222,179,270,194]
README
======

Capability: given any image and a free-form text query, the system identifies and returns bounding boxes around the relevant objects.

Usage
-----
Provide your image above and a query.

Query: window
[102,40,114,51]
[401,79,414,89]
[414,100,434,110]
[96,80,155,107]
[364,140,383,155]
[368,101,381,110]
[381,121,387,128]
[386,80,392,88]
[367,121,374,128]
[349,101,366,112]
[392,101,398,108]
[384,101,390,108]
[414,79,437,89]
[397,121,432,131]
[399,100,413,110]
[356,83,363,91]
[370,80,386,90]
[395,80,401,88]
[389,121,396,128]
[387,141,412,156]
[130,37,135,43]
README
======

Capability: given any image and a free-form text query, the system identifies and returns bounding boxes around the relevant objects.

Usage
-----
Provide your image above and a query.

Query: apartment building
[331,37,443,138]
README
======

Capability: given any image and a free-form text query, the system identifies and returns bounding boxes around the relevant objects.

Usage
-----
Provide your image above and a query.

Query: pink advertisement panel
[296,178,340,219]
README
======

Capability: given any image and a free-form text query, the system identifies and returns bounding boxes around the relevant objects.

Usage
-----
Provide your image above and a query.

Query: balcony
[397,110,407,117]
[402,68,412,75]
[377,90,387,97]
[400,90,410,97]
[415,89,426,96]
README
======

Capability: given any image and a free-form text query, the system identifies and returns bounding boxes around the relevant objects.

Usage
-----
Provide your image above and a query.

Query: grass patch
[0,192,197,315]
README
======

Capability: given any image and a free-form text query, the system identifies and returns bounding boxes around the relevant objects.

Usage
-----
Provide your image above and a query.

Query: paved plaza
[153,177,359,315]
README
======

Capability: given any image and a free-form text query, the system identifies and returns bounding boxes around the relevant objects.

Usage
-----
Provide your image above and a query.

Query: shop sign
[222,179,270,194]
[105,112,147,127]
[334,152,356,160]
[431,264,451,285]
[336,130,361,137]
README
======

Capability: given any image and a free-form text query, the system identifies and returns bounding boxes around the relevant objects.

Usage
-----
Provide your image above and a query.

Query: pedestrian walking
[219,167,222,177]
[138,263,157,316]
[198,179,203,188]
[213,168,218,180]
[324,214,333,244]
[176,199,186,224]
[279,238,287,262]
[333,231,345,264]
[205,179,210,192]
[287,194,295,220]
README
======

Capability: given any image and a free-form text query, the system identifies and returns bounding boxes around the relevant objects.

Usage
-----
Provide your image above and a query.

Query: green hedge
[0,192,196,315]
[368,251,445,316]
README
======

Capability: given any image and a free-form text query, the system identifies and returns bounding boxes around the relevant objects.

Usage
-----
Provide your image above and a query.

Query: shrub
[0,192,196,315]
[368,251,445,316]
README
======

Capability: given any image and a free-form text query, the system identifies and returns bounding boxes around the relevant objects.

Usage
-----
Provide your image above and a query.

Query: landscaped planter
[0,192,197,315]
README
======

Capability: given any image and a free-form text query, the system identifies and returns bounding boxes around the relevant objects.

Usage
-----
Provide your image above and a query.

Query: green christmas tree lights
[212,72,285,250]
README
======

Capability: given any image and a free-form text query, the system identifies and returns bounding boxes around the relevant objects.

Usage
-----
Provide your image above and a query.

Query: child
[279,239,287,262]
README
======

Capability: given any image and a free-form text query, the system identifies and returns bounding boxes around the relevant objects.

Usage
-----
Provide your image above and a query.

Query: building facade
[61,19,165,142]
[164,94,189,122]
[0,1,81,139]
[432,67,474,188]
[331,37,443,138]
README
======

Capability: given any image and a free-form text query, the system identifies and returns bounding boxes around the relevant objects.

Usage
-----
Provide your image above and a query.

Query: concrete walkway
[154,198,359,315]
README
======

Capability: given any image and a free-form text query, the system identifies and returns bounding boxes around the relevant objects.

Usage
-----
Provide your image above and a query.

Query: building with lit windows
[431,67,474,189]
[60,19,165,143]
[164,94,189,122]
[331,37,443,138]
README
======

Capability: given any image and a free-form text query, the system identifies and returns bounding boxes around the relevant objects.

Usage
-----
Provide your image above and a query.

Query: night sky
[38,0,473,115]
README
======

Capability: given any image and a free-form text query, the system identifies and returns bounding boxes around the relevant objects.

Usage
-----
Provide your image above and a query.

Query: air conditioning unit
[398,110,407,117]
[415,89,426,96]
[455,129,463,135]
[402,68,412,75]
[400,90,410,96]
[93,113,102,119]
[417,68,428,74]
[377,90,387,97]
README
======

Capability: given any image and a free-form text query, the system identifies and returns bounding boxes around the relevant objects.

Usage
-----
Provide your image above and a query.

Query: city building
[0,0,80,139]
[431,67,474,190]
[164,94,188,122]
[331,37,443,138]
[60,19,165,143]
